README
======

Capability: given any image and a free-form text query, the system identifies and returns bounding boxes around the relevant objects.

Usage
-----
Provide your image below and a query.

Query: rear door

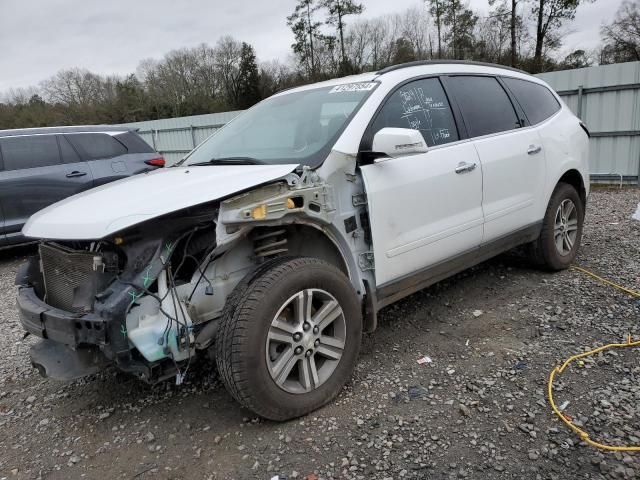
[66,132,158,186]
[444,75,546,242]
[0,134,94,239]
[359,76,484,286]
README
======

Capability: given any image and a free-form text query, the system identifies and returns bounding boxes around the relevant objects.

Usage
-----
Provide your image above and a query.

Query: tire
[216,257,362,421]
[528,182,585,270]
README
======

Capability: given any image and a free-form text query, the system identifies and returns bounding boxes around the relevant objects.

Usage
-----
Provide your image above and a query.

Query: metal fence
[120,62,640,184]
[537,61,640,185]
[118,111,242,164]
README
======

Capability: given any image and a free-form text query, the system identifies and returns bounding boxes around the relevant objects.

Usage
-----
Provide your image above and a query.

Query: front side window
[67,133,127,160]
[446,76,520,138]
[371,77,459,147]
[181,83,377,168]
[0,135,61,171]
[503,77,561,125]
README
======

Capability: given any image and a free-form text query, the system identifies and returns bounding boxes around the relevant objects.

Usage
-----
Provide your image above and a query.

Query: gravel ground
[0,187,638,480]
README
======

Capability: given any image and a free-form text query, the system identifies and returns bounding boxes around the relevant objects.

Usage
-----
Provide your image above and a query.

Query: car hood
[22,164,298,240]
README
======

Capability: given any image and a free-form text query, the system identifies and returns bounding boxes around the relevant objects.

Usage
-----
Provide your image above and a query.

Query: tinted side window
[114,132,155,153]
[67,133,127,160]
[0,135,61,171]
[58,135,82,163]
[503,77,561,125]
[447,76,520,137]
[371,77,459,147]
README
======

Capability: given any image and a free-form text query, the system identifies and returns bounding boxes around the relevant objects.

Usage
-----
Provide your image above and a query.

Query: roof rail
[376,60,527,75]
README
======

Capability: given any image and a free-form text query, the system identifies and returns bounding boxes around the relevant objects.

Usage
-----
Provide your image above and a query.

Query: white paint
[360,141,483,286]
[22,164,296,240]
[371,127,427,158]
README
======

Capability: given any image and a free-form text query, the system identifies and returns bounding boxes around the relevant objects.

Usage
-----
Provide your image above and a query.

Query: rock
[459,404,471,417]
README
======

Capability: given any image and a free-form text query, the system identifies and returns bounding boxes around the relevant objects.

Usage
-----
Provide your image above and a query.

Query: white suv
[17,61,589,421]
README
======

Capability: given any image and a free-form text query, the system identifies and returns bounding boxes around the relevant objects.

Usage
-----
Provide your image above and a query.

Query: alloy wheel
[265,289,346,394]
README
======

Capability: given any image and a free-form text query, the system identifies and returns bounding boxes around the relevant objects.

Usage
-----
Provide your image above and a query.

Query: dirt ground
[0,187,638,480]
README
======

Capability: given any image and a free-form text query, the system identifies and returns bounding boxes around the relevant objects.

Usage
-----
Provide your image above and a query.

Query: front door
[359,77,484,287]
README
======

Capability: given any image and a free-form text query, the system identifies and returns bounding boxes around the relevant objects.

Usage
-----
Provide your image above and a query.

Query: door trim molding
[386,217,484,258]
[375,221,542,310]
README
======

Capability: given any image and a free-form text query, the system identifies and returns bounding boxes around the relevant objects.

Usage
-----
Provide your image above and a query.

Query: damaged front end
[16,205,220,383]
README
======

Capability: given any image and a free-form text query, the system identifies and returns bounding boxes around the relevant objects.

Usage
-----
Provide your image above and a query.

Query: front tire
[216,257,362,421]
[528,182,584,270]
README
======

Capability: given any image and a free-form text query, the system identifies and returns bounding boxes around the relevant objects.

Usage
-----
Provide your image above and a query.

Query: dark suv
[0,126,163,248]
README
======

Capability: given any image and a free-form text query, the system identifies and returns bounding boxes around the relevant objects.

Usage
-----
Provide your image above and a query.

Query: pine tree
[237,43,261,109]
[287,0,323,79]
[321,0,364,75]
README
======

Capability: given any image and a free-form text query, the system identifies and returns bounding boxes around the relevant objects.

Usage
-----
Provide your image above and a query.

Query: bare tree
[426,0,446,58]
[600,0,640,63]
[531,0,592,72]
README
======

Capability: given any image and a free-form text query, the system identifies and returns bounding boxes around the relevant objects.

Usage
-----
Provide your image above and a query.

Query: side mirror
[371,127,428,161]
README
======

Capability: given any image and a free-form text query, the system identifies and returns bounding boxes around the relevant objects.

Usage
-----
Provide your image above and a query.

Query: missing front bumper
[30,339,109,381]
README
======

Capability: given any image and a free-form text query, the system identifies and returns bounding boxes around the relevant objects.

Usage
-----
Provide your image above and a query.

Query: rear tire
[216,257,362,421]
[528,182,584,270]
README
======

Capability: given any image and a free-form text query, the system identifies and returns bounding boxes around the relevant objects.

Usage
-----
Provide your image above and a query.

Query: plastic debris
[515,361,527,370]
[408,385,429,400]
[417,355,433,365]
[559,400,570,412]
[472,310,483,317]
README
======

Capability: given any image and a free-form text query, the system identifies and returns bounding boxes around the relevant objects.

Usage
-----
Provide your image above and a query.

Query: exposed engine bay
[16,166,373,384]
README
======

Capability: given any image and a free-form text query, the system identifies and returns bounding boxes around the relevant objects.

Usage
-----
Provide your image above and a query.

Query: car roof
[0,125,134,138]
[278,60,545,96]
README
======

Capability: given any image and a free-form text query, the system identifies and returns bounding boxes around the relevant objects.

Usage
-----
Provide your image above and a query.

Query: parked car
[16,61,589,421]
[0,126,164,248]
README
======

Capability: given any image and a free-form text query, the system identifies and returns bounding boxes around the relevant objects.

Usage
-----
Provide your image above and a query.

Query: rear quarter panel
[537,107,590,218]
[89,153,159,187]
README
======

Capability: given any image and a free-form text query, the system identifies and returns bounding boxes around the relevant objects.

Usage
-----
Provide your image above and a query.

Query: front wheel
[216,257,362,421]
[528,182,585,270]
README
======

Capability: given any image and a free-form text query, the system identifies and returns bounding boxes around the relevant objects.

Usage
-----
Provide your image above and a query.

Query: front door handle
[527,144,542,155]
[455,162,477,174]
[66,171,87,178]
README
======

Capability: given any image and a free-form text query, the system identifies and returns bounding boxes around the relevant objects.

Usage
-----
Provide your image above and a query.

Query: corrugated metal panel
[117,111,243,164]
[120,111,243,131]
[537,61,640,182]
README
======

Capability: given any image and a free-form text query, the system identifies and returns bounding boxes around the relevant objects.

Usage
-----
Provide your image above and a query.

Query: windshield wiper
[188,156,266,166]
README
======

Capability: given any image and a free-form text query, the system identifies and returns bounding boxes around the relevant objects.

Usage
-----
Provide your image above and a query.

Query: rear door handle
[527,144,542,155]
[66,171,87,178]
[455,162,477,174]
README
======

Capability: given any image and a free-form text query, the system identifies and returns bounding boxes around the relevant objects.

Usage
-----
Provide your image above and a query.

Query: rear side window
[114,132,155,153]
[502,77,561,125]
[0,135,61,171]
[371,77,459,147]
[446,76,520,138]
[67,133,127,160]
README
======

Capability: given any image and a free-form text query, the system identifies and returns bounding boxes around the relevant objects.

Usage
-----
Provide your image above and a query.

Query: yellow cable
[570,265,640,298]
[548,335,640,452]
[547,266,640,452]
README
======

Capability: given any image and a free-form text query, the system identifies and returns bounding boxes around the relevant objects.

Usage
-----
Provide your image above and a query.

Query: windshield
[181,82,378,168]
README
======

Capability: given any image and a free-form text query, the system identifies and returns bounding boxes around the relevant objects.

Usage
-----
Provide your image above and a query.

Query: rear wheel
[216,257,362,421]
[528,182,584,270]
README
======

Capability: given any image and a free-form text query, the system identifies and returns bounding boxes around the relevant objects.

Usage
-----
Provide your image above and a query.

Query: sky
[0,0,626,93]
